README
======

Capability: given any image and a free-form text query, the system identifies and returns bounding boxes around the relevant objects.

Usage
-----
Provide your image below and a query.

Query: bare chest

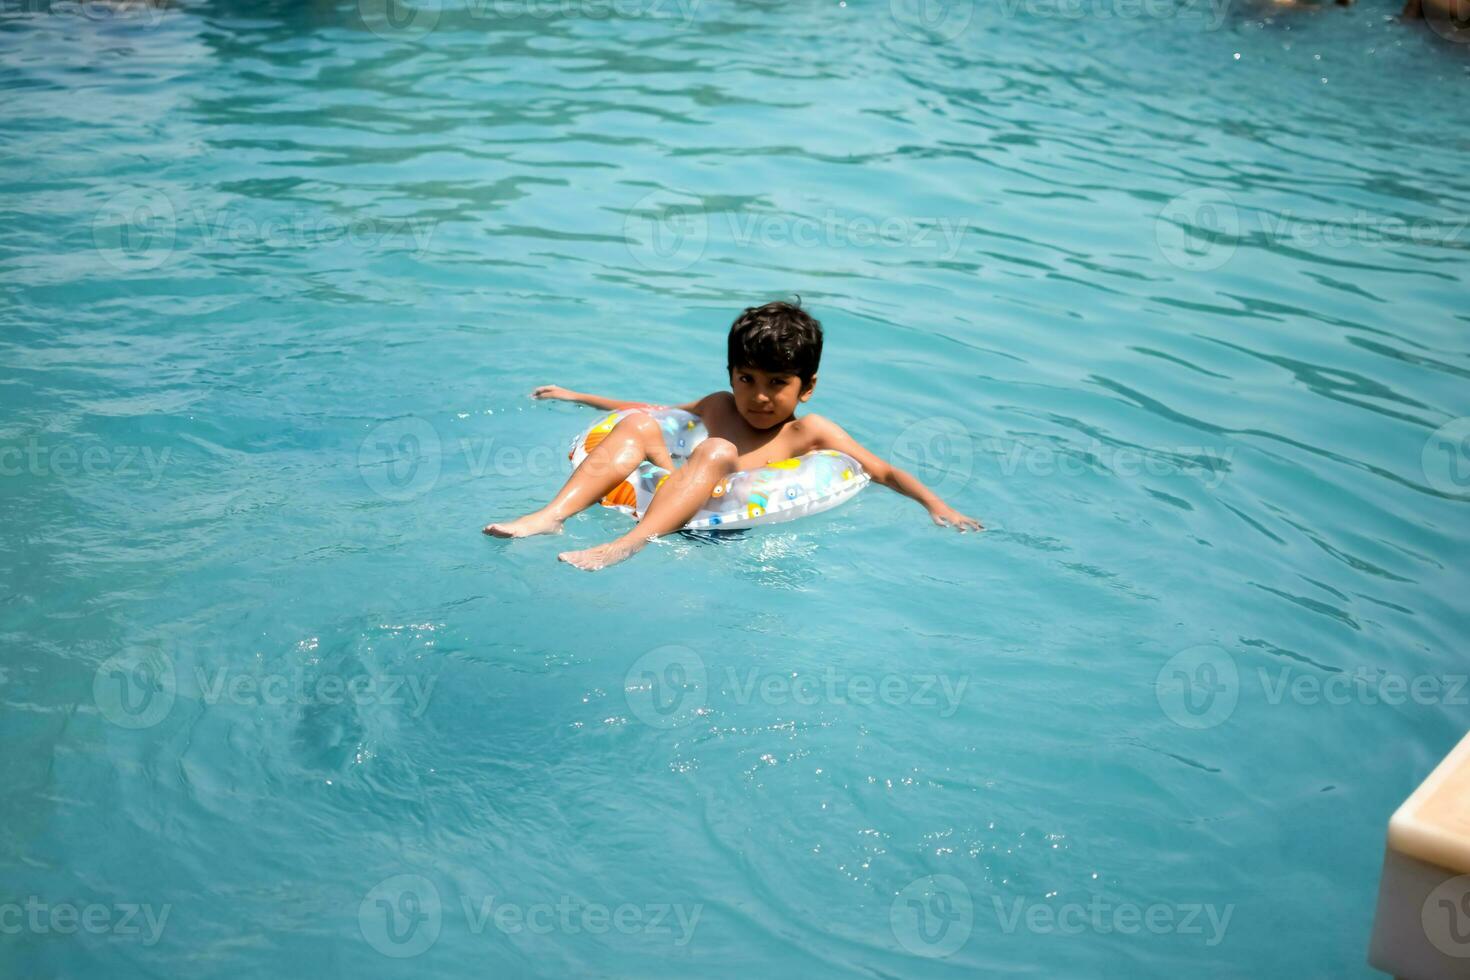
[701,406,811,470]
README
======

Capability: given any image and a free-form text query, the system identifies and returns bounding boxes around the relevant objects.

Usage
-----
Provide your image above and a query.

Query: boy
[484,301,982,570]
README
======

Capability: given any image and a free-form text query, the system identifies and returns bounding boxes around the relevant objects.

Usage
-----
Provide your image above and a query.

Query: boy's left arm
[807,417,982,531]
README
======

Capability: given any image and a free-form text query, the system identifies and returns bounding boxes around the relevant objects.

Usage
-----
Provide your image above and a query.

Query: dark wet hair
[726,299,823,388]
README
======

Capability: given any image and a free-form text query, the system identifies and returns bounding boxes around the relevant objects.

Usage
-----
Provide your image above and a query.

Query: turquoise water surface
[2,0,1468,976]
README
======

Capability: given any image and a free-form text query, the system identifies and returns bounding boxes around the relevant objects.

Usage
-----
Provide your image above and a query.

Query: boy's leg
[484,413,674,537]
[558,438,739,570]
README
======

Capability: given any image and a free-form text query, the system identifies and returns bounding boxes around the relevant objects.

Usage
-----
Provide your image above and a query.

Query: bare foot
[557,539,641,571]
[483,510,563,538]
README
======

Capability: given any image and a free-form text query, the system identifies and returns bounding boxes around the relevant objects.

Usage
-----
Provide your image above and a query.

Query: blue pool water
[2,0,1468,975]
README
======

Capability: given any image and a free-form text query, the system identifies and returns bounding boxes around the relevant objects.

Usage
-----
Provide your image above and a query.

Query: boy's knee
[694,437,739,466]
[616,411,660,435]
[609,413,664,453]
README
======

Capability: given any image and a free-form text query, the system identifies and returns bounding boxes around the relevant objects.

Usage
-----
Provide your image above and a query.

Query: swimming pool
[1,0,1467,975]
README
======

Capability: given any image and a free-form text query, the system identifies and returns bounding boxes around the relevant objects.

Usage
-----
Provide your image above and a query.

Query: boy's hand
[802,415,984,533]
[531,384,577,401]
[929,503,983,532]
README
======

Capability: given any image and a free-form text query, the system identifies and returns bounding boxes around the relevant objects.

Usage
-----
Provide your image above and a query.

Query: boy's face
[730,366,813,430]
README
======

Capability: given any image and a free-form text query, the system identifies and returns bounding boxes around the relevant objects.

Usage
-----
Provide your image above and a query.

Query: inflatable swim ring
[568,407,869,531]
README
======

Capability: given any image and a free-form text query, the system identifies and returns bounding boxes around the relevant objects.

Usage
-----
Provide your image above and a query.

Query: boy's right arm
[531,385,655,411]
[531,385,715,414]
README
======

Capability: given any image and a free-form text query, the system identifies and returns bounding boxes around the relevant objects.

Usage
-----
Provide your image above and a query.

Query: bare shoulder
[794,412,832,431]
[792,412,843,448]
[684,391,734,415]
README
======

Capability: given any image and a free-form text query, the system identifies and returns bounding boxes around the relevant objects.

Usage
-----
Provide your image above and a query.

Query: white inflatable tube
[568,407,869,531]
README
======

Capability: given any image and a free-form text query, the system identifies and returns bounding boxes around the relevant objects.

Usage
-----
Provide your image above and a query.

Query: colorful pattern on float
[567,406,869,531]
